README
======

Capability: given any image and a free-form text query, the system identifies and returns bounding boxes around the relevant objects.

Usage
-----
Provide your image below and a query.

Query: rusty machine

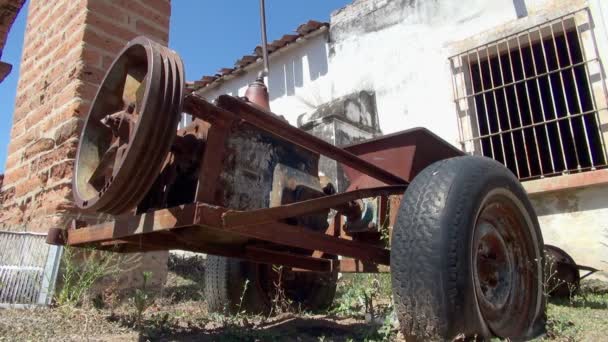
[45,14,556,340]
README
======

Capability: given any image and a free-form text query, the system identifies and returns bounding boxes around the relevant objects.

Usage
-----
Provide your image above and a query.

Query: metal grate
[0,231,62,308]
[450,9,608,180]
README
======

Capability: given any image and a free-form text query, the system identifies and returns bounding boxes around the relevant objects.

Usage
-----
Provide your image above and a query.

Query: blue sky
[0,0,352,173]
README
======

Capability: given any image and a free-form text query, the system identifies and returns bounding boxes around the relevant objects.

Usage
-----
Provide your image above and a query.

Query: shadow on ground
[109,313,385,342]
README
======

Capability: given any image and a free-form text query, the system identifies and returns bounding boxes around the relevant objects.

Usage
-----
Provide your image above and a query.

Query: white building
[190,0,608,278]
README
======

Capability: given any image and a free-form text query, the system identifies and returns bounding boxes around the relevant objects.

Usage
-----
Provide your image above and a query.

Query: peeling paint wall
[530,185,608,280]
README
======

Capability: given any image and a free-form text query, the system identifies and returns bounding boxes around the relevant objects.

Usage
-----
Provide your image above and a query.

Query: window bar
[461,109,599,142]
[484,45,510,171]
[516,34,548,175]
[505,38,532,176]
[534,27,570,171]
[549,23,583,169]
[574,11,608,165]
[453,59,594,101]
[494,43,522,177]
[474,48,497,160]
[560,19,595,168]
[449,9,592,61]
[524,31,558,173]
[464,55,487,156]
[450,58,467,151]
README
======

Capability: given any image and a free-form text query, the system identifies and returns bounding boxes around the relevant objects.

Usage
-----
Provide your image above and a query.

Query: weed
[269,265,293,316]
[132,271,154,327]
[379,198,393,248]
[55,246,120,307]
[331,274,392,318]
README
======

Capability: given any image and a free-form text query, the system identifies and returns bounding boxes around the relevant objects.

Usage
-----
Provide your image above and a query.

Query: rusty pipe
[258,0,270,79]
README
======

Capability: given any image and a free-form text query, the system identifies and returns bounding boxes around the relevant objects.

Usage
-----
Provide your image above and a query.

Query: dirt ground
[0,254,606,341]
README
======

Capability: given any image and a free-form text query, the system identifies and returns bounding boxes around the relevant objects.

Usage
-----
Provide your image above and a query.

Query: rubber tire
[205,255,338,314]
[283,255,338,312]
[205,256,269,314]
[391,156,545,341]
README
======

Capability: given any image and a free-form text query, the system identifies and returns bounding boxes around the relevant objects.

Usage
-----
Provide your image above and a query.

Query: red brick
[23,138,55,160]
[0,205,25,227]
[82,27,125,55]
[0,186,16,204]
[82,48,102,68]
[88,1,127,25]
[50,160,74,182]
[53,118,82,145]
[4,154,21,171]
[88,11,139,43]
[141,0,171,17]
[78,64,106,85]
[3,164,30,186]
[7,129,37,155]
[111,0,170,28]
[15,171,48,197]
[135,19,168,43]
[31,139,78,173]
[10,119,26,138]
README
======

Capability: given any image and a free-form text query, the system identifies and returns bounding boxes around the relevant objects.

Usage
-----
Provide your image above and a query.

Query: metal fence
[450,8,608,180]
[0,230,62,308]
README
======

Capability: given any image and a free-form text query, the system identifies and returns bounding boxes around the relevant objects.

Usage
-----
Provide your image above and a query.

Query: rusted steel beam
[226,221,390,265]
[183,93,236,124]
[66,204,201,245]
[222,185,406,227]
[212,95,407,186]
[62,201,389,265]
[194,124,231,204]
[245,246,332,272]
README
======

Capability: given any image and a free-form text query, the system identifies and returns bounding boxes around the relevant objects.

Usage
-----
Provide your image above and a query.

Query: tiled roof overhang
[186,20,329,93]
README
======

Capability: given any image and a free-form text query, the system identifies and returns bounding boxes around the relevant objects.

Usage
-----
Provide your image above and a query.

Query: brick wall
[0,0,171,232]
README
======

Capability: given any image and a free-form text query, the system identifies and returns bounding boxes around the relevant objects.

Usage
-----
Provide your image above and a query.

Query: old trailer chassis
[47,93,429,273]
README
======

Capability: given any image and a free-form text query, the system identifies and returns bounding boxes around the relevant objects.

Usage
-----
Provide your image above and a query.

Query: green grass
[532,292,608,341]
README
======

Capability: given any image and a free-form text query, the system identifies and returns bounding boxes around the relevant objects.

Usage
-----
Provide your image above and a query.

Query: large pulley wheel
[73,36,185,214]
[391,156,545,341]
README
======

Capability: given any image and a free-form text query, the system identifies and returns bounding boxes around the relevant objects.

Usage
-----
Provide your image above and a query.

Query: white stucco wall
[199,30,333,126]
[196,0,608,278]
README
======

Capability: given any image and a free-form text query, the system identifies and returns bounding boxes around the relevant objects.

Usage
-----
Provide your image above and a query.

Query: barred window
[451,10,608,180]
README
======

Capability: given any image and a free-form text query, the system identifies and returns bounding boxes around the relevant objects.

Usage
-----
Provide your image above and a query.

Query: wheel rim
[73,37,184,214]
[472,191,541,338]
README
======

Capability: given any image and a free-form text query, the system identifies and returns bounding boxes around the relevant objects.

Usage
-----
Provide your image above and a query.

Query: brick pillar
[0,0,171,289]
[0,0,171,230]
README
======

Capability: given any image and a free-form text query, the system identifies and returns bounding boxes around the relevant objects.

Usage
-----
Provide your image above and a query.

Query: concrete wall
[530,184,608,274]
[197,0,608,278]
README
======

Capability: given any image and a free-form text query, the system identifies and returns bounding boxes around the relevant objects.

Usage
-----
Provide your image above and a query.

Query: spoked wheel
[391,156,545,341]
[73,36,184,214]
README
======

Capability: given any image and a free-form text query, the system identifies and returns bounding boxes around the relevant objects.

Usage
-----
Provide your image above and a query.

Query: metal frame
[49,92,437,273]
